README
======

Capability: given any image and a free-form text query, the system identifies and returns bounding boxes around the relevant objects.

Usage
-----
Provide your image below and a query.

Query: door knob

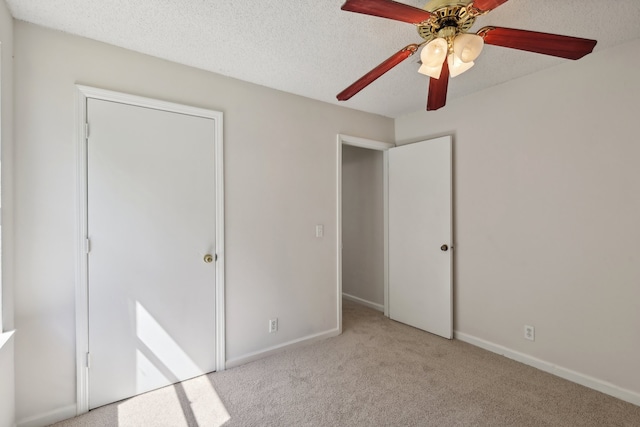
[204,254,214,263]
[440,244,448,252]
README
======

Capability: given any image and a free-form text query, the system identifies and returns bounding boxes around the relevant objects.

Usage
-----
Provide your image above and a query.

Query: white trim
[16,404,77,427]
[337,134,393,330]
[455,331,640,407]
[214,103,226,373]
[225,328,340,369]
[338,134,394,151]
[382,151,390,317]
[74,88,89,415]
[74,85,225,415]
[342,293,384,312]
[336,139,343,334]
[75,85,221,119]
[0,329,14,349]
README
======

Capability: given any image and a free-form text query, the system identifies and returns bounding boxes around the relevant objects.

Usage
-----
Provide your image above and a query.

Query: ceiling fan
[336,0,597,111]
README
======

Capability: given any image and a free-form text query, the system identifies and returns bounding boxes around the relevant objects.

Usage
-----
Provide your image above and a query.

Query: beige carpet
[53,300,640,426]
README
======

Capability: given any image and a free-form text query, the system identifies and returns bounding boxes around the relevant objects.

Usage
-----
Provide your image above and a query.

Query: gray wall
[396,38,640,402]
[12,21,393,424]
[9,13,640,425]
[341,145,384,308]
[0,0,15,426]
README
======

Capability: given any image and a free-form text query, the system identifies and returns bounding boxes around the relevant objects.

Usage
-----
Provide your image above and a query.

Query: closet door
[87,98,217,409]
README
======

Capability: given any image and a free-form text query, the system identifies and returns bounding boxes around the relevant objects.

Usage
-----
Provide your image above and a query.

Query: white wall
[396,38,640,403]
[0,0,15,425]
[13,21,393,424]
[341,145,384,308]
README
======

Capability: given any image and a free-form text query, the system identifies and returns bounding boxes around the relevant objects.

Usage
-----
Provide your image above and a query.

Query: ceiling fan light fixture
[452,33,484,63]
[337,0,598,111]
[418,63,444,79]
[418,37,448,78]
[447,53,474,77]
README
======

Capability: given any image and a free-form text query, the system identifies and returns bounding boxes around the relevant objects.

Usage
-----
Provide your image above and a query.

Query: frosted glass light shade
[418,63,443,79]
[447,53,474,78]
[422,38,448,66]
[453,33,484,63]
[418,38,448,79]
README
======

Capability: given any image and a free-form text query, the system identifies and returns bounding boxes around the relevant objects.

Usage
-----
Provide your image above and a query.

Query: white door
[87,98,217,409]
[388,136,452,338]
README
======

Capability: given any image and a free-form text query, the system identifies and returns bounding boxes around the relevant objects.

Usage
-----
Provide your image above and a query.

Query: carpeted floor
[53,300,640,426]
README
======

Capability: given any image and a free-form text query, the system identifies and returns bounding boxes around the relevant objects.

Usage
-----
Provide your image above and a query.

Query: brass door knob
[440,245,449,252]
[204,254,214,263]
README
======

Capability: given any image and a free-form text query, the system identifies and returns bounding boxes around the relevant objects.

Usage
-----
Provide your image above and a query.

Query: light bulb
[418,38,448,79]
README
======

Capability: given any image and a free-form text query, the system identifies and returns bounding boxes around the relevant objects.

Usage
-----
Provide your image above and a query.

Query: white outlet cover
[269,318,278,333]
[524,325,535,341]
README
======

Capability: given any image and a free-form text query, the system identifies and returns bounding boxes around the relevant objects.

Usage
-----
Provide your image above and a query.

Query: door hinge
[85,238,91,254]
[85,123,90,140]
[86,352,91,368]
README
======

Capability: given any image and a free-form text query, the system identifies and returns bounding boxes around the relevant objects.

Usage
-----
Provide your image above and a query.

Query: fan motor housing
[418,1,477,41]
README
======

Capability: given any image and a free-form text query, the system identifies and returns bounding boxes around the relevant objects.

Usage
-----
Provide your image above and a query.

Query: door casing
[74,85,225,415]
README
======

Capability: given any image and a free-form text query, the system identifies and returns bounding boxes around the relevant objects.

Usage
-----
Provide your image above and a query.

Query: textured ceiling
[5,0,640,117]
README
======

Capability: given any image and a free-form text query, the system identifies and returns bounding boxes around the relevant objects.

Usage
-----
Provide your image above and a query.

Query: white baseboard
[17,404,77,427]
[225,328,341,369]
[342,293,384,312]
[454,331,640,407]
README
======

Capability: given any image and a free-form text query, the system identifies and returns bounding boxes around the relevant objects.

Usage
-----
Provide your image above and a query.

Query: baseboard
[17,404,77,427]
[342,293,384,312]
[454,331,640,407]
[225,328,341,369]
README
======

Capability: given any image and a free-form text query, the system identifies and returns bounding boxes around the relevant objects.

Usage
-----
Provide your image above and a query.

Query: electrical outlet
[524,325,535,341]
[269,318,278,333]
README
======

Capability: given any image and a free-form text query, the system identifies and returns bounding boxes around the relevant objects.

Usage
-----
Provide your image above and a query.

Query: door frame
[74,85,225,415]
[336,134,394,329]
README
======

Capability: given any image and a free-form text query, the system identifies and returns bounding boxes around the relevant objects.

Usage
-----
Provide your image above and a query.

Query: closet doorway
[340,140,388,314]
[338,135,392,322]
[75,86,225,414]
[337,134,453,339]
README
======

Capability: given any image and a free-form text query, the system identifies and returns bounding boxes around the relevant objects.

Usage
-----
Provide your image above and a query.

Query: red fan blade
[427,57,449,111]
[337,44,418,101]
[341,0,431,24]
[471,0,510,12]
[479,27,597,60]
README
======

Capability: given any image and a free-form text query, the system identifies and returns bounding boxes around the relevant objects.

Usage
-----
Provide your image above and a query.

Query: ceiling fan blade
[471,0,510,13]
[479,27,597,60]
[427,57,449,111]
[341,0,431,24]
[337,44,418,101]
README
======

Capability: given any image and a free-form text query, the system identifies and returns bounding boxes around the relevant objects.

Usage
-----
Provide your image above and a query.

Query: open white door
[388,136,452,339]
[87,98,218,409]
